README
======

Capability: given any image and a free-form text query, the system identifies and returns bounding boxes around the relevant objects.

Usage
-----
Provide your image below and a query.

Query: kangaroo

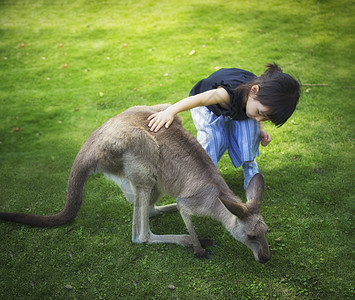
[0,104,270,263]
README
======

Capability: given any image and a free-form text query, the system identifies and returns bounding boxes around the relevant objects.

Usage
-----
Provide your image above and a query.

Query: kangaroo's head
[220,173,271,263]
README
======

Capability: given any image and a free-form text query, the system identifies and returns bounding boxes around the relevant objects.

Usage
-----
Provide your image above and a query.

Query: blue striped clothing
[191,106,260,168]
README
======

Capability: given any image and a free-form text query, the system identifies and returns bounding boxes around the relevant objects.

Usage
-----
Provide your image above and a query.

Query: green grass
[0,0,354,299]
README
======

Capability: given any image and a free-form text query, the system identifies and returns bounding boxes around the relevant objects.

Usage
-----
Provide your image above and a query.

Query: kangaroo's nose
[258,253,271,264]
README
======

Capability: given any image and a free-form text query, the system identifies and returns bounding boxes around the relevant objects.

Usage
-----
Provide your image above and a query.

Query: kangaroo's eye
[247,234,257,240]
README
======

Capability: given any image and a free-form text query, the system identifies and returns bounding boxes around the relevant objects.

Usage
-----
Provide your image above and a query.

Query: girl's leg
[242,161,260,190]
[191,107,228,167]
[227,119,260,189]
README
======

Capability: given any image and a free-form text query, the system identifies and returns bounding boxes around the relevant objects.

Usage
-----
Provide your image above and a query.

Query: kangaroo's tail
[0,151,97,227]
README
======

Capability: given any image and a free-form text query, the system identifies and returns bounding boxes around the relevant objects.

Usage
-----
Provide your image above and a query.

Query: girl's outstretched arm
[148,88,230,132]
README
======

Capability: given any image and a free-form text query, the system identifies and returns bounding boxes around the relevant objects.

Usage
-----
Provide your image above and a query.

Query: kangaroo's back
[105,105,231,198]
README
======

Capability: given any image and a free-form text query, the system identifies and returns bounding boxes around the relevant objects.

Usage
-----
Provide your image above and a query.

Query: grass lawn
[0,0,354,299]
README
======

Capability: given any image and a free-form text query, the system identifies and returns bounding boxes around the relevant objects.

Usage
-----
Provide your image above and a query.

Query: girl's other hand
[147,110,175,132]
[260,129,271,147]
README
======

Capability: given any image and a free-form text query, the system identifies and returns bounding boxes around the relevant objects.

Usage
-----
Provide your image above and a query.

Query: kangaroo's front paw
[194,248,210,259]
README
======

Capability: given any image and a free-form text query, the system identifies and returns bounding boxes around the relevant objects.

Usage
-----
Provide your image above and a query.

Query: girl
[148,63,300,189]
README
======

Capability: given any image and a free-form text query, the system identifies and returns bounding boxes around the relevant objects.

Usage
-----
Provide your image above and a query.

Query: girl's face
[246,88,270,122]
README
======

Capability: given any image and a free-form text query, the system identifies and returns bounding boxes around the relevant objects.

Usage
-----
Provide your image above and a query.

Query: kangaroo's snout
[258,252,271,264]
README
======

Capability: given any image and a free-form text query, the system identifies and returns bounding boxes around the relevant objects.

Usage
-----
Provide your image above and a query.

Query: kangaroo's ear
[246,173,264,213]
[219,198,249,219]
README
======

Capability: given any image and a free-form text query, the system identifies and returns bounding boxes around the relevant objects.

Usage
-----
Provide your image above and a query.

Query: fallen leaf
[14,128,20,133]
[275,237,282,241]
[65,284,73,290]
[74,108,79,112]
[19,43,25,48]
[58,43,64,48]
[62,64,68,69]
[305,88,311,93]
[122,43,128,48]
[189,50,195,55]
[293,156,298,161]
[168,284,176,290]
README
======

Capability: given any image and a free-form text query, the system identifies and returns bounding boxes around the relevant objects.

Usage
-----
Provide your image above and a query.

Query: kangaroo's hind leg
[131,186,153,243]
[130,189,193,249]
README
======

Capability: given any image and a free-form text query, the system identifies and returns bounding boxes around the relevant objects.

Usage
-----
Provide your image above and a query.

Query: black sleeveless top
[189,68,256,120]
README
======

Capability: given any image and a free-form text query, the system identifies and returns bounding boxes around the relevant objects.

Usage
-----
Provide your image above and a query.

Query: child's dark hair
[238,63,300,127]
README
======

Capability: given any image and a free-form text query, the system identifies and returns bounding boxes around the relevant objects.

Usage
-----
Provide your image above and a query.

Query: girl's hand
[147,110,175,132]
[260,129,271,147]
